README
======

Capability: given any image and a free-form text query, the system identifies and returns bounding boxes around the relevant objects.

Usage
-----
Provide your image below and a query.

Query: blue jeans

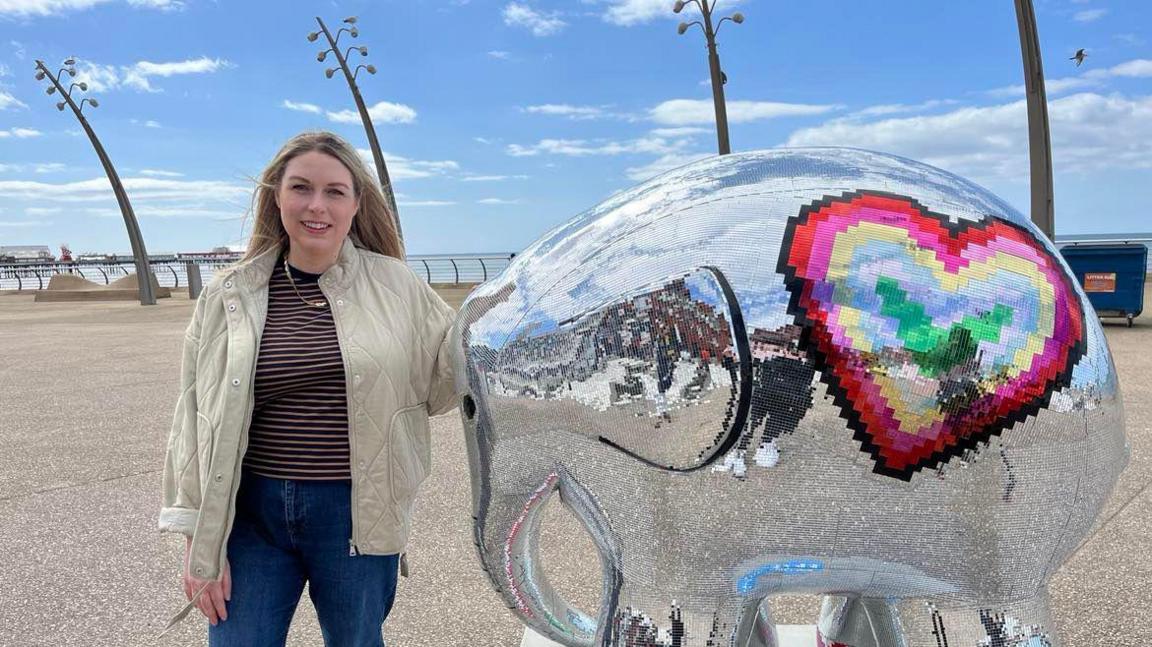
[208,471,399,647]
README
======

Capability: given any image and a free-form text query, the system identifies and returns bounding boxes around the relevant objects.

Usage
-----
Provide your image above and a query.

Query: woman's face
[277,150,358,264]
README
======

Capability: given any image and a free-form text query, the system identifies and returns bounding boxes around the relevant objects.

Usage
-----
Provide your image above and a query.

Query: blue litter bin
[1060,243,1148,327]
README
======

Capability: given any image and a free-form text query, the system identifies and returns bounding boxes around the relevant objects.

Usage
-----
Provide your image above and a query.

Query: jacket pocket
[389,403,431,505]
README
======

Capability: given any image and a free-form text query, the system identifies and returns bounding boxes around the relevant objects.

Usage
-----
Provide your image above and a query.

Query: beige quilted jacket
[159,237,457,583]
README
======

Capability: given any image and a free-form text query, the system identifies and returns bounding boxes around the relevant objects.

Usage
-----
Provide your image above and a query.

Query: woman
[159,131,458,645]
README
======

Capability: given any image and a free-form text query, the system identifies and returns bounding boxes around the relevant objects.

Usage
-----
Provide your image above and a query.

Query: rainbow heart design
[779,191,1086,480]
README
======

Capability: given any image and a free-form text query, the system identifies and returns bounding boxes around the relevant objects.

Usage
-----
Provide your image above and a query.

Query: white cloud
[86,206,238,220]
[0,0,180,16]
[625,152,714,181]
[849,99,958,118]
[603,0,672,25]
[398,199,457,207]
[784,92,1152,180]
[1114,33,1145,47]
[0,127,41,138]
[25,207,61,215]
[1073,8,1108,22]
[474,137,494,145]
[649,99,840,125]
[608,0,672,25]
[0,162,65,173]
[72,62,122,93]
[282,99,323,114]
[488,50,511,60]
[987,76,1100,98]
[590,0,745,26]
[357,148,459,180]
[0,177,250,203]
[503,3,566,36]
[599,0,679,26]
[328,100,416,125]
[0,220,51,227]
[0,90,27,110]
[0,63,11,77]
[649,126,710,137]
[74,57,230,93]
[986,58,1152,98]
[476,197,521,204]
[284,98,417,125]
[126,0,183,9]
[121,57,229,91]
[139,169,184,178]
[0,0,105,16]
[133,58,220,77]
[523,104,607,119]
[1109,59,1152,77]
[507,136,684,157]
[1045,76,1102,94]
[144,120,161,128]
[720,100,842,123]
[461,174,529,182]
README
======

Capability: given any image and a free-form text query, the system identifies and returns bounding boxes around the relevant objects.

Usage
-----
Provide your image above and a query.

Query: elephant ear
[492,266,752,471]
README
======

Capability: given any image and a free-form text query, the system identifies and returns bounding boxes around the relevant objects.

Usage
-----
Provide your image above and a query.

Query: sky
[0,0,1149,256]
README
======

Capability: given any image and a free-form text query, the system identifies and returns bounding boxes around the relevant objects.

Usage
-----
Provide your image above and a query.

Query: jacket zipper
[216,275,263,576]
[321,280,361,556]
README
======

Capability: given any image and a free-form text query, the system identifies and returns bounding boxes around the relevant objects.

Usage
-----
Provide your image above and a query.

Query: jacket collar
[231,236,361,295]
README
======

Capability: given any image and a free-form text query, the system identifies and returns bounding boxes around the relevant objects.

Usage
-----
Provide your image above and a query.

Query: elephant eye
[461,394,477,420]
[481,266,752,471]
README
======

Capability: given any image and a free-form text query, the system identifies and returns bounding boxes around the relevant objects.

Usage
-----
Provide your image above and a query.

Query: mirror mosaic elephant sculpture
[451,148,1127,647]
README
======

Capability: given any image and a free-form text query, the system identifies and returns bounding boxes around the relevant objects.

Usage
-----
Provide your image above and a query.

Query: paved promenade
[0,286,1148,646]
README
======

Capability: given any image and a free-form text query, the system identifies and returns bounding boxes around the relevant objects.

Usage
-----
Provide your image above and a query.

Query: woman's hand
[183,536,232,625]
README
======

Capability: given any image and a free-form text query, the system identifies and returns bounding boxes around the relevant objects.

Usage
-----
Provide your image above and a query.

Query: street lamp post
[35,58,157,306]
[675,0,744,156]
[1013,0,1056,240]
[308,16,404,241]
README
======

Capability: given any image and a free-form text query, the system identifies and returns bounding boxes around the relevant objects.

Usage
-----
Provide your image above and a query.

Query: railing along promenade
[0,253,514,291]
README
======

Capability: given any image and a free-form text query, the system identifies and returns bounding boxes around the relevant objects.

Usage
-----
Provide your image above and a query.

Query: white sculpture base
[520,625,818,646]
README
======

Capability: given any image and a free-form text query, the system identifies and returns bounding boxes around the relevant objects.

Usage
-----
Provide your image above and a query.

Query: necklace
[283,258,328,309]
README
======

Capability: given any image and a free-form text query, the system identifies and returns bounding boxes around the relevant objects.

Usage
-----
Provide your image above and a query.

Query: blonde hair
[242,131,404,262]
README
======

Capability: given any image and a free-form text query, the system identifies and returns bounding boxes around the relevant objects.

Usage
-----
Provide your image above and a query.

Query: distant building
[75,253,120,262]
[175,248,244,262]
[0,245,54,263]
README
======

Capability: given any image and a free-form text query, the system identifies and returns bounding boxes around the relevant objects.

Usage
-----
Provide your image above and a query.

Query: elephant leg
[608,597,773,647]
[892,589,1058,647]
[484,470,608,647]
[733,598,780,647]
[817,590,1059,647]
[817,596,908,647]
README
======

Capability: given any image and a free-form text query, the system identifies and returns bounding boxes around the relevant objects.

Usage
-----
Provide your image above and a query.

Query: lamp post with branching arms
[34,57,156,305]
[1014,0,1055,239]
[674,0,743,156]
[308,16,403,241]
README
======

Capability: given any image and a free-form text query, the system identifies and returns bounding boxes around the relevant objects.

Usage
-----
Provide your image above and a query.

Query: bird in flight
[1070,48,1088,66]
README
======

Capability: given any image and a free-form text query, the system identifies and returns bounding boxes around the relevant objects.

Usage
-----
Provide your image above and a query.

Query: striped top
[242,258,351,480]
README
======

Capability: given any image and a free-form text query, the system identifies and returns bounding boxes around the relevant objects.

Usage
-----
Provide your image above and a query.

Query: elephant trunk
[476,469,621,646]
